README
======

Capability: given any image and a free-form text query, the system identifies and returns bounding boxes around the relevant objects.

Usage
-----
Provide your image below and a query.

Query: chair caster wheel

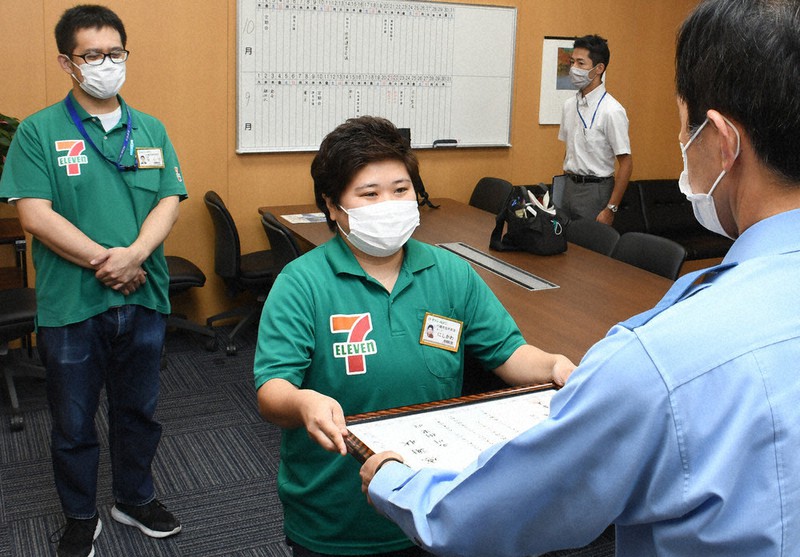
[226,342,237,356]
[205,336,218,351]
[10,414,24,432]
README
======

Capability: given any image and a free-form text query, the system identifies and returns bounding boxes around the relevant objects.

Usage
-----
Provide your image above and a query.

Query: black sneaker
[53,515,102,557]
[111,499,181,538]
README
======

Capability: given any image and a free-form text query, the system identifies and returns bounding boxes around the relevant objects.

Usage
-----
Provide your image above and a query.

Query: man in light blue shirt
[359,1,800,555]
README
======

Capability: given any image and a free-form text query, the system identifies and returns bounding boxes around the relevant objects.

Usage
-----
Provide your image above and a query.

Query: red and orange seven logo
[55,140,88,176]
[330,313,377,375]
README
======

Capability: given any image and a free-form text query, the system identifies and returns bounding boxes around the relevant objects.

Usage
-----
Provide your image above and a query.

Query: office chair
[0,287,44,431]
[468,177,513,215]
[165,255,217,352]
[566,218,621,256]
[203,191,277,355]
[550,174,567,210]
[611,232,687,280]
[260,212,303,274]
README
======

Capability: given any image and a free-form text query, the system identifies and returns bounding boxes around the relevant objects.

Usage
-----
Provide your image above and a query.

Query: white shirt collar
[577,83,607,107]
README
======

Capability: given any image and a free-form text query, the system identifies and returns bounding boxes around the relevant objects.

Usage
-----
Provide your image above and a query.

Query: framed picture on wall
[538,36,579,125]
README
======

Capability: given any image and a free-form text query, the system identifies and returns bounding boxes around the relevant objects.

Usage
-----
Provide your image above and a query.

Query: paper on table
[281,212,326,224]
[347,389,554,471]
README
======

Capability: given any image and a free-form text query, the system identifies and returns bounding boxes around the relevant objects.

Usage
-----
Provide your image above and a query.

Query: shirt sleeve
[148,118,188,201]
[253,269,315,390]
[459,260,525,370]
[557,97,572,143]
[158,136,187,200]
[368,326,684,557]
[603,104,631,156]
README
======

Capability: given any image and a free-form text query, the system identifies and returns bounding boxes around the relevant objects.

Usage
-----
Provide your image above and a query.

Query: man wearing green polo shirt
[254,116,574,557]
[0,5,185,557]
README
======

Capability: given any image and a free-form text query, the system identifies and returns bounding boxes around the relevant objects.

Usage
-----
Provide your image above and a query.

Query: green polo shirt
[254,235,525,555]
[0,92,187,327]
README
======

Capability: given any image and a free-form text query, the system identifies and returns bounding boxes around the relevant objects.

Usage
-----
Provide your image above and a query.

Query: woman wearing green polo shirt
[254,116,574,557]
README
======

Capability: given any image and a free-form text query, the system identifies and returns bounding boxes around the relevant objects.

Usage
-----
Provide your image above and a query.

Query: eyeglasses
[69,49,129,66]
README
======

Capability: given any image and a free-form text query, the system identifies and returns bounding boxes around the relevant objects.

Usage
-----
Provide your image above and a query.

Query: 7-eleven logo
[330,313,377,375]
[55,140,88,176]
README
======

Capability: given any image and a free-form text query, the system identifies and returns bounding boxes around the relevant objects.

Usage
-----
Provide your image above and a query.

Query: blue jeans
[38,305,166,519]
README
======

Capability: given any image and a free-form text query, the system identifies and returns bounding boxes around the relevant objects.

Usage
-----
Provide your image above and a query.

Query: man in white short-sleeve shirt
[558,34,632,225]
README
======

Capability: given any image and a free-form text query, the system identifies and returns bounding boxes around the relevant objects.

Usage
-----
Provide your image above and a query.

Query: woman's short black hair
[311,116,423,229]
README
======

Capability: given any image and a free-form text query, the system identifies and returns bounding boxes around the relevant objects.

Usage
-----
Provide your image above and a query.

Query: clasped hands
[91,246,147,295]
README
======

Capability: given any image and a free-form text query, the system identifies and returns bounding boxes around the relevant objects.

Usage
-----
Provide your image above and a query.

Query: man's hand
[116,268,148,295]
[595,208,614,226]
[360,451,405,504]
[92,246,146,292]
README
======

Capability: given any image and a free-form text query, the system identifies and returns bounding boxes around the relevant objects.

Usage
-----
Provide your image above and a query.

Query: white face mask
[71,59,126,100]
[678,116,740,239]
[338,200,420,257]
[569,65,596,90]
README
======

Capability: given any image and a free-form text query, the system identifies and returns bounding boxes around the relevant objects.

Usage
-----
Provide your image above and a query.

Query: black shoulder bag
[489,185,567,256]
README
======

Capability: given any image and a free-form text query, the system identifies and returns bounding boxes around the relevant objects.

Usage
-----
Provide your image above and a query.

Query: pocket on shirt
[130,167,161,193]
[417,308,462,380]
[126,167,161,207]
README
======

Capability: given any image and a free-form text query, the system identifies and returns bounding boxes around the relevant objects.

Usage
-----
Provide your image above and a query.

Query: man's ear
[706,109,740,172]
[58,54,76,77]
[594,62,606,78]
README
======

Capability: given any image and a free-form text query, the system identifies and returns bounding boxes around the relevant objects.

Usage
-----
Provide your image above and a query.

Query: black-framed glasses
[69,49,129,66]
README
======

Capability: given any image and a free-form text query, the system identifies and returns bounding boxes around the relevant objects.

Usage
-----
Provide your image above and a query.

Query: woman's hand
[552,354,576,387]
[297,390,349,455]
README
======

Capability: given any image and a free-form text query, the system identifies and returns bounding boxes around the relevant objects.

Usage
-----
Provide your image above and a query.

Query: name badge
[135,148,165,169]
[420,312,463,352]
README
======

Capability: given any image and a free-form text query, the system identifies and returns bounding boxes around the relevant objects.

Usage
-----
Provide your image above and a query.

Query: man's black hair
[676,0,800,182]
[55,4,127,56]
[573,35,610,69]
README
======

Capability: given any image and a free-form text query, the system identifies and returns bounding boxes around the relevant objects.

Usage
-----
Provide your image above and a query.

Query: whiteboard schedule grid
[237,0,517,152]
[346,384,556,471]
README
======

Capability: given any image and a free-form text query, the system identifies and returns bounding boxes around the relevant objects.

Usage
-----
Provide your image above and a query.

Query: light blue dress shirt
[369,209,800,557]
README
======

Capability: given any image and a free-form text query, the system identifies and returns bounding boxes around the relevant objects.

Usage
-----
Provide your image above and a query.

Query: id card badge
[135,148,165,169]
[420,312,463,352]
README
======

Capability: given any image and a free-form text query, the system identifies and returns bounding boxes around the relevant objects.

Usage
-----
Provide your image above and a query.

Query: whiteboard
[236,0,517,152]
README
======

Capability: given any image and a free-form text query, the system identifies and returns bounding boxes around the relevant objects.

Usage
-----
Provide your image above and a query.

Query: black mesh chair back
[260,212,303,274]
[203,190,276,354]
[612,232,687,280]
[203,190,242,285]
[468,177,513,214]
[566,219,621,256]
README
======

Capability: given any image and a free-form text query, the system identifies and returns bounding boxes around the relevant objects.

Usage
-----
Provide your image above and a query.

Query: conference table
[258,198,672,364]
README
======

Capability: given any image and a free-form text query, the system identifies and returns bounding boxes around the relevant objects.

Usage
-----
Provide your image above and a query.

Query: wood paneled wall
[0,0,698,319]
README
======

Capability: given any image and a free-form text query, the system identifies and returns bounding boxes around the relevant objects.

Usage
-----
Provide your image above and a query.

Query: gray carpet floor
[1,324,614,557]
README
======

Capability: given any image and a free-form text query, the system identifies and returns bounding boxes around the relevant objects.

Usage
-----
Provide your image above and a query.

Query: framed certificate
[345,384,556,471]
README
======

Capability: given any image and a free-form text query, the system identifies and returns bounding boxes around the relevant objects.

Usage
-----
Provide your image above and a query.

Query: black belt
[566,173,610,184]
